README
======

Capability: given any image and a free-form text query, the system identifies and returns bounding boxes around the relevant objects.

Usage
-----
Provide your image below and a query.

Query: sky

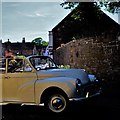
[100,6,120,25]
[1,1,70,43]
[1,1,119,43]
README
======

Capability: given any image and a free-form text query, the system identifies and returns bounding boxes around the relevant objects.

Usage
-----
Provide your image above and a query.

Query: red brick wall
[54,37,120,80]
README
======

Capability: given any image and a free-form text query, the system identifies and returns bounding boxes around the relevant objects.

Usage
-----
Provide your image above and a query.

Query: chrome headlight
[76,78,82,92]
[88,74,97,82]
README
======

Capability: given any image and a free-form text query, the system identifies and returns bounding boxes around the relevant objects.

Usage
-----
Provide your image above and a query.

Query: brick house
[2,38,46,57]
[51,3,120,82]
[52,6,120,50]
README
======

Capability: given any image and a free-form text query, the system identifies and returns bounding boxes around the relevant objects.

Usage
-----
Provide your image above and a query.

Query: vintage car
[0,55,102,113]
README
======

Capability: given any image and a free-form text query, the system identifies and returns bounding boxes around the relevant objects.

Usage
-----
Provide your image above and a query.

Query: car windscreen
[29,56,57,70]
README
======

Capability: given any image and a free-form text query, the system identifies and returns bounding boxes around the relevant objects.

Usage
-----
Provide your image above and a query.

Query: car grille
[77,82,101,97]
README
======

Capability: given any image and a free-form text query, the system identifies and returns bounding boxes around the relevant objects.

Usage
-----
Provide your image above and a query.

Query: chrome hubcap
[51,97,64,110]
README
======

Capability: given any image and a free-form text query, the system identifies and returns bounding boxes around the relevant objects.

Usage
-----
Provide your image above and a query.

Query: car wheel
[45,94,68,113]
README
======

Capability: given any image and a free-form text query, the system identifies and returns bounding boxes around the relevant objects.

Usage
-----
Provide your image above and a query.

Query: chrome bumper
[69,90,101,101]
[70,80,102,101]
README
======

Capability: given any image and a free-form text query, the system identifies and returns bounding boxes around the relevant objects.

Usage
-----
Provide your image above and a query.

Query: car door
[0,58,6,102]
[3,58,37,103]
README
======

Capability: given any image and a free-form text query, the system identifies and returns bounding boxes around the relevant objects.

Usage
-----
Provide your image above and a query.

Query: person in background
[5,49,14,58]
[43,47,49,56]
[4,49,17,72]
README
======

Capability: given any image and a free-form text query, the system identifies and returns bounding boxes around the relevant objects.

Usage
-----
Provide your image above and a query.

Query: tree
[60,1,120,21]
[32,37,43,46]
[99,0,120,13]
[42,41,49,46]
[58,1,119,43]
[61,2,103,21]
[32,37,48,47]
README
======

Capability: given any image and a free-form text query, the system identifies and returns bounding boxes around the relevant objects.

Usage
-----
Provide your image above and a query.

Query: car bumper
[69,90,101,101]
[69,81,102,101]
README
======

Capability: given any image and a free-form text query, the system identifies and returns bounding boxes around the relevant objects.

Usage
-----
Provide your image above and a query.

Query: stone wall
[54,37,120,81]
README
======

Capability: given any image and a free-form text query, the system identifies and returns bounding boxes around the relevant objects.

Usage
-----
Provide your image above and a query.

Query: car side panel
[16,72,37,103]
[34,77,76,104]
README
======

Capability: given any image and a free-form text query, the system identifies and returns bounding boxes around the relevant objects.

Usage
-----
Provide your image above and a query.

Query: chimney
[22,37,25,43]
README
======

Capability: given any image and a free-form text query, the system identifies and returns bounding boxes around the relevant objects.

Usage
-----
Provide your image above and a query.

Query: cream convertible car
[0,55,102,113]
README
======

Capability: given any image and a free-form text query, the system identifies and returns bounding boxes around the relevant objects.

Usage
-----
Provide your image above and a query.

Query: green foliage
[16,55,26,59]
[60,0,120,13]
[60,0,120,21]
[58,65,71,69]
[32,37,42,46]
[32,37,48,47]
[42,41,49,46]
[99,1,120,13]
[61,2,102,21]
[60,2,78,9]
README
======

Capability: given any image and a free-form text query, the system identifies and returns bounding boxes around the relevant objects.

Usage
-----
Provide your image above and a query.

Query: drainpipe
[118,8,120,25]
[48,31,53,59]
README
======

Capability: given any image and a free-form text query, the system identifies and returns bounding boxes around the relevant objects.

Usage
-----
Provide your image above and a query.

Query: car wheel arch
[40,86,69,104]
